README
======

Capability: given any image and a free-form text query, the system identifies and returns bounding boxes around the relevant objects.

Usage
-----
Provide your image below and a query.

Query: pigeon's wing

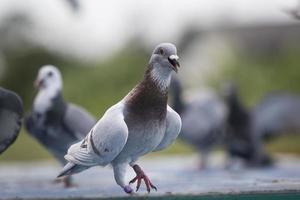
[63,103,96,139]
[0,88,23,154]
[65,101,129,166]
[153,105,181,152]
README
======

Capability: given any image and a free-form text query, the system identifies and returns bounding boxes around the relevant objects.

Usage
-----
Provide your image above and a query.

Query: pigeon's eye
[159,48,164,55]
[47,71,53,77]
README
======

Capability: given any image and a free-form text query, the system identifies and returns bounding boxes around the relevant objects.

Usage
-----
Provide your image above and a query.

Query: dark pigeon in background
[0,88,23,154]
[222,83,272,167]
[170,77,227,169]
[25,65,96,187]
[253,93,300,140]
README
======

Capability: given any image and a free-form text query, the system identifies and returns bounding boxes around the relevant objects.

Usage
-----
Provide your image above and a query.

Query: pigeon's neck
[44,92,67,126]
[34,87,62,114]
[148,65,172,91]
[125,66,169,117]
[227,95,249,126]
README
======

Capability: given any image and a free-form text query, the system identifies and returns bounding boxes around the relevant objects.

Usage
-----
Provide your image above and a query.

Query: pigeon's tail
[57,162,89,178]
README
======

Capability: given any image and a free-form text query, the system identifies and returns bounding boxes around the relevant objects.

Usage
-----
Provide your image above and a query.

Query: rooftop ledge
[1,155,300,199]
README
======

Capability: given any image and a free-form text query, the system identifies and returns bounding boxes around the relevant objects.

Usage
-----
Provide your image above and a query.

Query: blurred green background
[1,37,300,161]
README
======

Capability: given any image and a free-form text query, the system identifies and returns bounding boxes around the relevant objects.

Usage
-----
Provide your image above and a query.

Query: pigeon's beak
[34,78,44,89]
[168,55,180,73]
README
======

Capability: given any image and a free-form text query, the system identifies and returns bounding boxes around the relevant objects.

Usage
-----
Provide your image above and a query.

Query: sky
[0,0,297,61]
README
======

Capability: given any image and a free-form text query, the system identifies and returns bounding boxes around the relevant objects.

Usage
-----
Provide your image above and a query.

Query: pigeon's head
[150,43,180,73]
[35,65,62,91]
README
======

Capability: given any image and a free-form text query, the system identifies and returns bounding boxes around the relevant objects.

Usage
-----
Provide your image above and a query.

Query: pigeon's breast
[115,113,167,163]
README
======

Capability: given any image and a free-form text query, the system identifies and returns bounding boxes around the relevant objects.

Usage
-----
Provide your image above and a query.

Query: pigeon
[25,65,96,187]
[222,83,272,167]
[57,43,181,194]
[169,77,227,168]
[253,93,300,140]
[0,87,23,154]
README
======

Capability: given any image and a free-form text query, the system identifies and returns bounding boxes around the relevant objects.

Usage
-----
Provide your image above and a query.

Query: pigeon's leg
[53,176,76,188]
[198,150,209,170]
[113,163,133,194]
[63,176,76,188]
[129,164,157,193]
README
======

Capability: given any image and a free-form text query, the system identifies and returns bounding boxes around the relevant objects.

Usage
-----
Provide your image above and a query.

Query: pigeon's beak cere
[34,79,43,89]
[168,55,180,73]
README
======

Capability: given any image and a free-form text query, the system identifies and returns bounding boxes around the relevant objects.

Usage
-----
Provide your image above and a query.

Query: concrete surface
[0,154,300,199]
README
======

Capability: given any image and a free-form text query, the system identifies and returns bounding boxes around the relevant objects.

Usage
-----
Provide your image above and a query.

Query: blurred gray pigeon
[64,0,80,12]
[282,0,300,20]
[222,83,272,167]
[253,93,300,140]
[170,77,227,169]
[25,65,96,187]
[0,87,23,154]
[57,43,181,194]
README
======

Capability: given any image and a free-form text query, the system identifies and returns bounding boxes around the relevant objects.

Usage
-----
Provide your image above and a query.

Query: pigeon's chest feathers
[34,90,53,114]
[33,91,66,127]
[121,78,168,156]
[125,77,168,122]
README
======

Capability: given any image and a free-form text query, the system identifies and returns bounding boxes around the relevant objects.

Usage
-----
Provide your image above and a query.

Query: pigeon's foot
[129,164,157,193]
[63,176,77,188]
[123,185,133,194]
[53,176,76,188]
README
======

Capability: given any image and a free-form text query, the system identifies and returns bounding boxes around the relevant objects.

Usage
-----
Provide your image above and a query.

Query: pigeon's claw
[130,164,157,193]
[149,181,157,191]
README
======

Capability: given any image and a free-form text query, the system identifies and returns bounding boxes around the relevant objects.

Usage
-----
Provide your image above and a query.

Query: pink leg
[129,164,157,193]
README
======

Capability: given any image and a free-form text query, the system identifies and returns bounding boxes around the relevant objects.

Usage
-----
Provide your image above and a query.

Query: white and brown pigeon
[25,65,96,187]
[57,43,182,194]
[0,87,23,154]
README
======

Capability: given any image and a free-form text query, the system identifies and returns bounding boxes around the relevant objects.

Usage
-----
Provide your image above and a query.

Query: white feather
[64,101,129,166]
[33,65,62,114]
[150,65,171,91]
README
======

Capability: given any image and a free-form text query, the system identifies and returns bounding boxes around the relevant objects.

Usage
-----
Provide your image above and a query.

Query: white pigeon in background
[25,65,96,187]
[58,43,182,194]
[0,87,23,154]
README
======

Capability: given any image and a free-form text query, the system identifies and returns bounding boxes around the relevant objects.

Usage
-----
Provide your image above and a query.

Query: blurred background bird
[25,65,96,187]
[252,93,300,141]
[222,83,273,167]
[0,87,23,155]
[169,77,227,169]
